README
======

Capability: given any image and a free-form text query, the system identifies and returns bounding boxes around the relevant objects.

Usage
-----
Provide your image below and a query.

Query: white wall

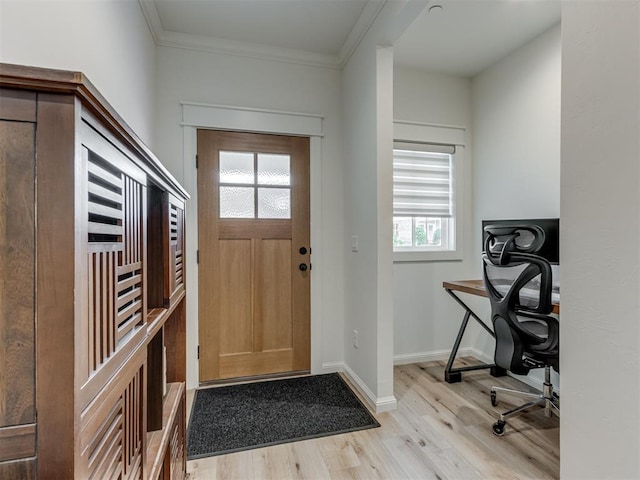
[472,24,560,231]
[0,0,157,147]
[392,67,476,362]
[561,2,640,477]
[470,24,561,377]
[341,0,427,410]
[154,46,345,389]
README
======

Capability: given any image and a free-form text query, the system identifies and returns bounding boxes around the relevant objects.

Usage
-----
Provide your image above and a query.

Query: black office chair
[482,224,559,436]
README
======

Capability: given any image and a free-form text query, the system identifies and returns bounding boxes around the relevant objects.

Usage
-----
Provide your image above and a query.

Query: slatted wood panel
[122,367,144,480]
[116,262,144,344]
[88,249,118,371]
[88,151,124,243]
[169,197,185,303]
[81,359,146,480]
[169,399,185,480]
[85,396,124,479]
[86,148,145,374]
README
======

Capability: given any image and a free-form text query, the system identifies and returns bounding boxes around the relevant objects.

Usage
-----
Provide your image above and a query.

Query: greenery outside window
[393,140,462,262]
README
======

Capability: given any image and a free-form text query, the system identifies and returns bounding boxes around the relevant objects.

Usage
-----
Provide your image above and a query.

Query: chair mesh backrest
[482,224,552,315]
[483,261,543,311]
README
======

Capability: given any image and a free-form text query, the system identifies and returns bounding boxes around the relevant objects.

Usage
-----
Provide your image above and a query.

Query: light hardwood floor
[186,358,559,479]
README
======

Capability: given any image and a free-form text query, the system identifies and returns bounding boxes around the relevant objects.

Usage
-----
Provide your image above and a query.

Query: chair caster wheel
[490,390,498,407]
[492,421,506,436]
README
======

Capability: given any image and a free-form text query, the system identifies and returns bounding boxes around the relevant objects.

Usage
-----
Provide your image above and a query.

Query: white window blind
[393,142,455,218]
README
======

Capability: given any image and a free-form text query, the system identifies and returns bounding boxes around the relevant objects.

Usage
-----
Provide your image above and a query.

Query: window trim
[392,121,466,263]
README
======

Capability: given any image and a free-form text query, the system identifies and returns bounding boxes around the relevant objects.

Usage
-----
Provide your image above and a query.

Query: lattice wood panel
[118,176,144,347]
[169,201,184,298]
[88,250,117,371]
[122,367,144,480]
[86,149,145,377]
[85,396,123,479]
[82,363,144,480]
[169,396,185,479]
[88,152,124,244]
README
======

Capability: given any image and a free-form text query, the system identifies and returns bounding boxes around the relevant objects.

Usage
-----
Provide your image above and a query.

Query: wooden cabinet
[0,88,37,480]
[0,64,189,479]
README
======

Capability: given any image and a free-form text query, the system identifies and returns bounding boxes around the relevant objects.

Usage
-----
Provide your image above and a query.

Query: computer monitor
[482,218,560,264]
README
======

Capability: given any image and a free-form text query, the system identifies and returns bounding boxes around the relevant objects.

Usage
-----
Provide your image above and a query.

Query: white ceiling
[395,0,561,77]
[140,0,560,75]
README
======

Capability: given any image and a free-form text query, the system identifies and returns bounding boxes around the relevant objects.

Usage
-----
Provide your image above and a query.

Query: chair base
[490,365,559,436]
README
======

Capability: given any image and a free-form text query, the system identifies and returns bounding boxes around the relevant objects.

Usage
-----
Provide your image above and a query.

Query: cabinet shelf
[147,287,185,341]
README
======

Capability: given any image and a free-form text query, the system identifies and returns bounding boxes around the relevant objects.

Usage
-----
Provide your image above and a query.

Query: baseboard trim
[403,347,560,395]
[321,361,397,413]
[393,347,475,365]
[320,361,344,374]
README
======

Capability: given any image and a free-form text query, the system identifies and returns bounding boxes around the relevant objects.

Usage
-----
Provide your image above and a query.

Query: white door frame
[181,102,324,389]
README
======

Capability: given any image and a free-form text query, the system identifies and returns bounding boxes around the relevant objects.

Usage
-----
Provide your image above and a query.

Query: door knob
[299,247,308,255]
[299,263,308,271]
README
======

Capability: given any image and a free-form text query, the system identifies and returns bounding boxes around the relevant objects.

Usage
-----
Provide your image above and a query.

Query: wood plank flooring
[186,358,559,479]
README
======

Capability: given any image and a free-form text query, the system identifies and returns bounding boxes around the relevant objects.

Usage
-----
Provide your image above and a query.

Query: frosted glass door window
[219,151,254,184]
[220,187,255,218]
[218,151,291,219]
[257,154,290,185]
[258,188,290,218]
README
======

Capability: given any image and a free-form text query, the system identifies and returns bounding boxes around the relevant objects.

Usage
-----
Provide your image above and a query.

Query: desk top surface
[443,279,560,314]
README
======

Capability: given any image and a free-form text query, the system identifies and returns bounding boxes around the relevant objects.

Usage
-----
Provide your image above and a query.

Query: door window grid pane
[258,188,291,218]
[257,154,290,186]
[219,151,291,219]
[219,151,255,184]
[220,186,255,218]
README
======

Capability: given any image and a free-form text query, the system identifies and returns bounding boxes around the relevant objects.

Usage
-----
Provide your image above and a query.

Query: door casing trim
[182,102,323,389]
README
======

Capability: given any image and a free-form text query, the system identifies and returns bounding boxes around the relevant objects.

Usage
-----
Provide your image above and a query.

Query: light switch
[351,235,359,252]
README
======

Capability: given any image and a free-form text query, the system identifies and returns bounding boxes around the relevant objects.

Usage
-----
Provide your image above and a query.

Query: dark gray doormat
[187,373,380,459]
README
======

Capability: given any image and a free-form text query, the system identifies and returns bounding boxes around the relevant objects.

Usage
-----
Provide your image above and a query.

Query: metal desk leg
[443,289,507,383]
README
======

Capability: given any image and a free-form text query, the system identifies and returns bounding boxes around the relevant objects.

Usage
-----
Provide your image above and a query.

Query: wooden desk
[443,279,560,314]
[442,279,560,383]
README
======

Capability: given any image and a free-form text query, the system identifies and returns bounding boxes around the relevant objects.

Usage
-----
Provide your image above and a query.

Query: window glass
[258,188,290,218]
[258,154,290,186]
[220,186,255,218]
[218,151,291,219]
[393,144,455,253]
[219,151,254,184]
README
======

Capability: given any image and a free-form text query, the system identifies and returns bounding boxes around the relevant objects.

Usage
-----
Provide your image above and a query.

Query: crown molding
[338,0,387,68]
[158,29,340,68]
[138,0,385,70]
[138,0,163,45]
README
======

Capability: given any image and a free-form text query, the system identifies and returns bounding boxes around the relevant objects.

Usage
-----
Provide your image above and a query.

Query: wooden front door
[197,130,310,382]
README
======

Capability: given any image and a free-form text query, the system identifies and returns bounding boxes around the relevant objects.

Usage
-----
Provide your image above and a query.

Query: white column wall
[0,0,157,146]
[342,32,385,404]
[560,2,640,477]
[341,0,427,410]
